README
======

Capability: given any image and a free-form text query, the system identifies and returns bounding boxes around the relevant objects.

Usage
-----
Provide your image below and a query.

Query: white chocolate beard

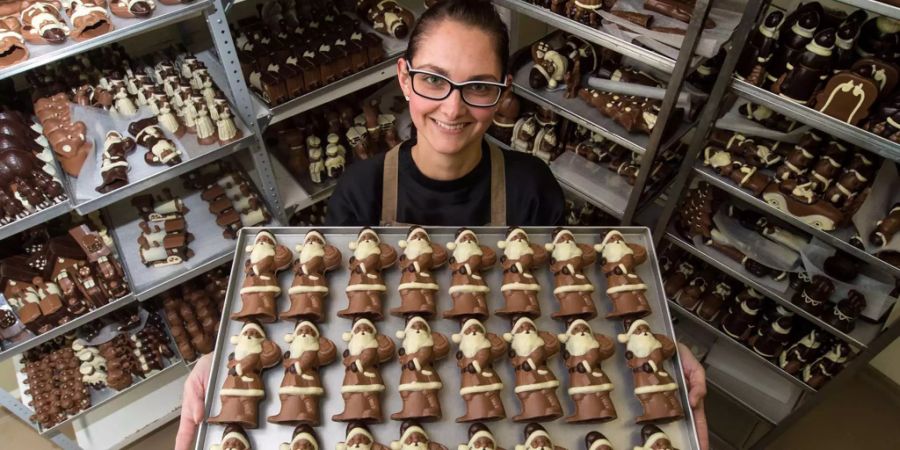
[626,332,661,358]
[565,333,599,357]
[504,240,534,260]
[511,332,543,357]
[453,241,483,262]
[235,336,263,360]
[402,442,427,450]
[349,332,378,355]
[403,331,433,354]
[299,242,325,264]
[289,335,320,358]
[354,240,381,261]
[602,241,633,262]
[459,333,491,359]
[250,243,276,265]
[403,238,433,260]
[552,241,582,261]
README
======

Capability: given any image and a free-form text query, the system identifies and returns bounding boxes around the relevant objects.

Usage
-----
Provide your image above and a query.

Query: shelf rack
[0,200,72,242]
[832,0,900,19]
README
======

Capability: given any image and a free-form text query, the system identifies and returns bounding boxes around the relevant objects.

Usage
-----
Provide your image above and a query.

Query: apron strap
[379,141,508,226]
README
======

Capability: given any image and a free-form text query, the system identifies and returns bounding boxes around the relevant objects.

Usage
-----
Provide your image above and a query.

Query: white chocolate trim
[279,386,324,395]
[634,383,678,394]
[459,383,503,395]
[346,284,387,291]
[568,383,613,394]
[514,380,559,393]
[398,381,442,391]
[341,384,385,393]
[220,388,264,396]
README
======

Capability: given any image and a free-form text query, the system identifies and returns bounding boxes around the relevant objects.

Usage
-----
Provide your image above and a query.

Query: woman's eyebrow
[417,63,499,82]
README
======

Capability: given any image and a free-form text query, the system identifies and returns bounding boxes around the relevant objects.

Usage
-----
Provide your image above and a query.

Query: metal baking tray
[197,227,700,450]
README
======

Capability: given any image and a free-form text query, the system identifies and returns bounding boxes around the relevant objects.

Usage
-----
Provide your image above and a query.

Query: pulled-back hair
[405,0,510,77]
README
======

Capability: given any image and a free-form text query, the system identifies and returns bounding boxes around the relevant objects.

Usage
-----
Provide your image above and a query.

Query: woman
[176,2,708,448]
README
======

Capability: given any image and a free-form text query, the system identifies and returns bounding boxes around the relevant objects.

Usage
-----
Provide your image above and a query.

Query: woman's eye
[424,75,445,85]
[468,83,489,92]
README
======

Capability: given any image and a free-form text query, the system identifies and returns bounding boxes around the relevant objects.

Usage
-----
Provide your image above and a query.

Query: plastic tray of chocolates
[197,227,702,450]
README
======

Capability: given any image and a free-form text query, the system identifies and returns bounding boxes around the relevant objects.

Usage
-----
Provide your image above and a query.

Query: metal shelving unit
[0,201,72,242]
[833,0,900,21]
[693,165,900,278]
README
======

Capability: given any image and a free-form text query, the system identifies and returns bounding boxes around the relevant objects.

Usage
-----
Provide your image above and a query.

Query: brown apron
[379,141,507,226]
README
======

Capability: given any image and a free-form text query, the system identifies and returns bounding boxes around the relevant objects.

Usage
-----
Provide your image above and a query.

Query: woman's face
[398,19,508,157]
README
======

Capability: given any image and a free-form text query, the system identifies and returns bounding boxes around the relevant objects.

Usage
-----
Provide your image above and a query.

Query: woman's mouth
[431,118,468,132]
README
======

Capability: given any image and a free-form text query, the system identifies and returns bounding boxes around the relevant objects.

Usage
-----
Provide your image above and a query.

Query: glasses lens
[461,83,502,107]
[411,72,451,100]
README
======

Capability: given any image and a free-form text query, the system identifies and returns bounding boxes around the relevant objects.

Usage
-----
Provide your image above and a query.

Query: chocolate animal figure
[779,329,826,376]
[392,316,449,420]
[673,272,706,312]
[634,424,680,450]
[339,228,398,320]
[277,424,319,450]
[458,423,505,450]
[231,231,293,323]
[453,318,507,422]
[870,204,900,248]
[736,10,785,85]
[720,289,763,342]
[495,228,548,318]
[545,228,598,320]
[364,1,415,39]
[792,274,834,316]
[802,341,850,389]
[444,228,497,320]
[391,422,447,450]
[664,262,695,299]
[336,423,390,450]
[391,227,448,318]
[504,317,563,422]
[332,318,395,422]
[282,230,342,321]
[268,321,336,426]
[824,290,866,332]
[208,321,283,428]
[618,319,684,423]
[558,319,617,423]
[513,424,567,450]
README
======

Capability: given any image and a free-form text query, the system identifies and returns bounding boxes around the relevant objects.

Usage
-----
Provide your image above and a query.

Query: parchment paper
[713,210,802,273]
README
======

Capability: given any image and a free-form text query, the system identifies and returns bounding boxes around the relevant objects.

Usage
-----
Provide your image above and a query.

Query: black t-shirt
[325,139,565,226]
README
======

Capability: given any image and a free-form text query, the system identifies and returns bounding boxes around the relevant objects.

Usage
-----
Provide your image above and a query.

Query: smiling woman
[325,0,565,227]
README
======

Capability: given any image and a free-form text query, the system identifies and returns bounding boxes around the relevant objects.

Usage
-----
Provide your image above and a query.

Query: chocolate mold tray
[197,227,701,450]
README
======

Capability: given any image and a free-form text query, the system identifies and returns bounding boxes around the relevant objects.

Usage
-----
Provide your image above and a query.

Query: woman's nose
[439,88,467,118]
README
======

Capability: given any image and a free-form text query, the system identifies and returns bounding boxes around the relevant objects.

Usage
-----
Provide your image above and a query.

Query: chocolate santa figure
[282,230,342,321]
[337,423,390,450]
[634,424,679,450]
[558,319,617,423]
[339,228,398,320]
[458,423,505,450]
[444,228,496,320]
[803,341,850,389]
[392,227,448,317]
[210,424,252,450]
[333,318,396,422]
[496,228,548,318]
[617,319,684,423]
[749,316,794,359]
[278,424,318,450]
[605,269,652,319]
[503,316,563,422]
[452,318,507,422]
[545,228,598,320]
[779,330,826,376]
[231,231,292,323]
[268,321,336,426]
[594,230,647,276]
[393,316,450,420]
[391,422,448,450]
[208,321,282,428]
[513,424,566,450]
[582,432,613,450]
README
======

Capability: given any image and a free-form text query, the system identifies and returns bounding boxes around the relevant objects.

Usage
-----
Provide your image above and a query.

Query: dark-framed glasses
[406,60,507,108]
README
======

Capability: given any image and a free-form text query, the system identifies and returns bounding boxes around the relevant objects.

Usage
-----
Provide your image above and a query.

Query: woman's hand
[175,353,212,450]
[678,343,709,450]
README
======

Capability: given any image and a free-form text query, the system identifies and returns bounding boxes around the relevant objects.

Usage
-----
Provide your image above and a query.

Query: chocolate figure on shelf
[513,424,566,450]
[558,319,617,423]
[720,289,763,342]
[496,228,548,318]
[453,318,507,422]
[282,230,342,321]
[773,29,836,104]
[339,228,398,320]
[825,290,866,333]
[231,231,292,323]
[392,316,449,421]
[803,341,850,389]
[634,424,679,450]
[749,316,794,359]
[617,319,684,423]
[444,228,496,320]
[504,316,562,422]
[392,227,448,317]
[268,321,336,426]
[208,321,282,428]
[779,329,826,376]
[545,228,598,320]
[337,423,389,450]
[735,10,785,85]
[390,422,447,450]
[277,424,318,450]
[792,274,834,316]
[333,318,395,423]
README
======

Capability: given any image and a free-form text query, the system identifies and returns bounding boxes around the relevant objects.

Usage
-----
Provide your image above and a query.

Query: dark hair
[405,0,510,77]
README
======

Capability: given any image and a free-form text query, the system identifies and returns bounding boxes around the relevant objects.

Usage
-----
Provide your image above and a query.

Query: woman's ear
[397,58,413,101]
[504,73,513,87]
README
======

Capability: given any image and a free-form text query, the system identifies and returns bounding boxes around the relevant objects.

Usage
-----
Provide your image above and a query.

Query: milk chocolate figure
[696,282,732,322]
[210,425,252,450]
[444,228,496,320]
[779,330,825,376]
[268,321,336,426]
[529,41,568,90]
[392,227,448,317]
[870,204,900,248]
[736,10,785,85]
[545,228,598,320]
[340,228,398,320]
[333,318,395,422]
[605,269,652,319]
[337,424,390,450]
[231,231,293,323]
[513,424,566,450]
[491,88,520,144]
[96,131,136,193]
[617,319,684,423]
[458,423,505,450]
[594,230,648,275]
[802,341,850,389]
[766,10,819,84]
[504,317,562,422]
[453,318,507,422]
[825,290,866,333]
[393,316,450,420]
[792,274,834,316]
[773,29,836,103]
[496,228,548,318]
[208,322,282,428]
[582,432,613,450]
[390,422,448,450]
[634,424,679,450]
[749,316,794,359]
[282,230,342,321]
[558,319,617,423]
[277,425,318,450]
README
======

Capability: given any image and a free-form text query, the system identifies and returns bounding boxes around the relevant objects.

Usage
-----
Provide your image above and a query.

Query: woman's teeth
[433,118,465,131]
